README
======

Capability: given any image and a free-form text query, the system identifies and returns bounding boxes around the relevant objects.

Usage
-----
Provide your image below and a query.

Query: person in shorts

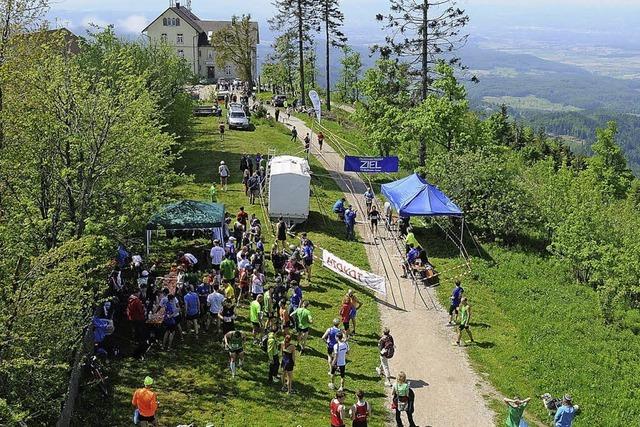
[347,289,362,335]
[454,297,475,346]
[302,238,314,283]
[330,332,349,391]
[322,318,342,373]
[131,376,158,426]
[219,298,236,335]
[448,281,464,325]
[291,300,312,353]
[369,205,380,237]
[184,285,200,337]
[224,330,245,378]
[210,239,225,272]
[281,334,297,394]
[206,284,225,334]
[250,294,263,344]
[339,296,353,337]
[350,390,372,427]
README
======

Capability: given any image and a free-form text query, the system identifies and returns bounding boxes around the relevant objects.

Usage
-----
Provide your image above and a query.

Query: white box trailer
[268,155,311,224]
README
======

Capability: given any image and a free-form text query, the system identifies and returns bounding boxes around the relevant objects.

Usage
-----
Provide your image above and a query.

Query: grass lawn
[413,222,640,426]
[73,115,387,426]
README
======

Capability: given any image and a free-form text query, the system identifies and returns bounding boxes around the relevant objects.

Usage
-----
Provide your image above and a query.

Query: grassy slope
[73,116,387,426]
[414,223,640,426]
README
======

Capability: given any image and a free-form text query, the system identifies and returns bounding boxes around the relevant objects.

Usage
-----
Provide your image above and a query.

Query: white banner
[308,90,322,122]
[322,249,386,295]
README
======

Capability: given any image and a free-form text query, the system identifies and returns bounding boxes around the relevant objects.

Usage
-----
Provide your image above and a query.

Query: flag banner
[308,90,322,122]
[322,249,386,295]
[344,156,399,173]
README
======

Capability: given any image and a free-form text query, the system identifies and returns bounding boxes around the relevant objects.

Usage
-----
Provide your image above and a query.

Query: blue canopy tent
[380,173,462,217]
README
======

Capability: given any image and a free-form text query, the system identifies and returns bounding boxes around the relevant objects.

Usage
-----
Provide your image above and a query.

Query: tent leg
[146,230,151,256]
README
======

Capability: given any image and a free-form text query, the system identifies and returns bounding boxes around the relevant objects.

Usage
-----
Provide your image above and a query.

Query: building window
[177,33,183,44]
[177,49,184,58]
[176,18,180,26]
[225,65,232,76]
[163,17,167,26]
[198,49,201,57]
[161,33,167,42]
[207,50,213,60]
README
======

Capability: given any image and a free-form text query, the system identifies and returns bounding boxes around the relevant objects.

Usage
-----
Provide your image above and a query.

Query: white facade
[268,156,311,223]
[142,3,259,82]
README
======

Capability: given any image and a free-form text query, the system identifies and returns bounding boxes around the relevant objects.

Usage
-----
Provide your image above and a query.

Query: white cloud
[117,15,149,33]
[81,15,108,28]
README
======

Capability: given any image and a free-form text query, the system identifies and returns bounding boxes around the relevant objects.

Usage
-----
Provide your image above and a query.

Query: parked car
[193,105,220,117]
[273,94,287,107]
[227,106,250,130]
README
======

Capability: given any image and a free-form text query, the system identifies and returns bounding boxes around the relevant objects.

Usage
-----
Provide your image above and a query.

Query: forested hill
[460,45,640,174]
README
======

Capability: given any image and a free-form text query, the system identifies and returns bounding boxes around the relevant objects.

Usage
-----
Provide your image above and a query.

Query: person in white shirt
[206,284,225,334]
[210,240,225,271]
[218,160,230,191]
[238,253,251,271]
[330,332,350,392]
[250,270,264,299]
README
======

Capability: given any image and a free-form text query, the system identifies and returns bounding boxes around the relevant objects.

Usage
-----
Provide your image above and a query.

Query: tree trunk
[297,0,306,106]
[325,7,331,111]
[418,0,429,167]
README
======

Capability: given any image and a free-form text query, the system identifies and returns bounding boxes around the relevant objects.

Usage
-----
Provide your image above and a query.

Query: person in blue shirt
[344,205,357,241]
[554,395,577,427]
[289,281,303,313]
[333,198,346,220]
[448,281,464,324]
[302,239,314,283]
[184,286,201,338]
[401,244,420,278]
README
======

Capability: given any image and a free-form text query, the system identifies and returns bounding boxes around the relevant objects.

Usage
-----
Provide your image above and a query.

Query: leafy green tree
[317,0,346,111]
[263,30,298,95]
[587,121,633,199]
[335,46,362,103]
[211,15,259,91]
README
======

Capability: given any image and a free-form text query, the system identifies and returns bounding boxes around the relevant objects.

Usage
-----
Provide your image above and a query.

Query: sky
[48,0,640,47]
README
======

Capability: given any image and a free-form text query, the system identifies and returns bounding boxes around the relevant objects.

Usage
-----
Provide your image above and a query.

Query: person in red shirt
[330,390,346,427]
[132,376,158,426]
[339,296,353,338]
[350,390,371,427]
[236,206,249,228]
[127,289,147,346]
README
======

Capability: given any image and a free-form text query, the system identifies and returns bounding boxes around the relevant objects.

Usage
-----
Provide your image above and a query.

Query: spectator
[218,160,229,190]
[276,217,287,250]
[131,376,159,427]
[333,197,346,221]
[184,285,200,338]
[448,281,464,325]
[350,390,372,427]
[392,371,415,427]
[330,390,347,427]
[281,334,297,394]
[330,332,350,391]
[554,395,577,427]
[267,327,281,384]
[206,284,225,334]
[291,126,298,142]
[126,288,147,348]
[344,205,357,241]
[376,327,395,387]
[454,297,475,346]
[504,396,531,427]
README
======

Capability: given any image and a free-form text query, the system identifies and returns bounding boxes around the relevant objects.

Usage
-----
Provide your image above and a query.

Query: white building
[142,0,259,82]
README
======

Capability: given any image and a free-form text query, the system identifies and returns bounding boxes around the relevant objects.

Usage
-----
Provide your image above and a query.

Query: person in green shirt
[209,183,217,203]
[220,257,236,282]
[454,297,475,346]
[250,295,263,344]
[405,228,421,253]
[224,330,245,378]
[267,328,281,383]
[292,300,313,353]
[504,396,530,427]
[263,286,275,330]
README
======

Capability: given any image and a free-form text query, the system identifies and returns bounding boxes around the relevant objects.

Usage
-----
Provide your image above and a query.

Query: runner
[503,396,531,427]
[369,205,380,238]
[304,133,311,153]
[350,390,372,427]
[184,285,200,338]
[131,376,159,427]
[330,332,349,391]
[162,294,178,350]
[250,294,263,344]
[219,298,236,335]
[223,280,235,301]
[281,334,297,394]
[376,327,395,387]
[317,131,324,151]
[218,121,225,142]
[448,280,464,325]
[275,107,280,122]
[290,126,298,142]
[220,256,236,285]
[454,297,475,346]
[339,296,353,337]
[251,268,265,299]
[330,390,347,427]
[267,327,281,384]
[364,187,374,213]
[321,318,342,373]
[223,330,245,378]
[279,299,291,335]
[392,371,416,427]
[263,285,275,330]
[289,281,303,312]
[218,160,229,190]
[347,289,362,335]
[292,300,313,353]
[302,238,314,283]
[206,284,225,334]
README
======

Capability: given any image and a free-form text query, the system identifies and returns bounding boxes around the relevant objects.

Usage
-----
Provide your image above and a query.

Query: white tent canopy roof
[269,155,311,177]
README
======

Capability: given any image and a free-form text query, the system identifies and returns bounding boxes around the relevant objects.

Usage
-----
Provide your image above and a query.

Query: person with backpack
[330,390,347,427]
[350,390,372,427]
[218,160,229,190]
[330,332,350,391]
[322,319,342,373]
[266,326,281,384]
[392,371,416,427]
[131,376,159,426]
[376,327,395,387]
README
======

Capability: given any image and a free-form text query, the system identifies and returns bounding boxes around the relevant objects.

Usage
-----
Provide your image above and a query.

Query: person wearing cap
[504,396,530,427]
[322,318,343,374]
[225,236,237,259]
[554,395,577,427]
[132,376,158,426]
[218,160,229,190]
[344,205,357,241]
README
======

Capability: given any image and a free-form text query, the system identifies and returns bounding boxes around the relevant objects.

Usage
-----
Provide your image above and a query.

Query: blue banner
[344,156,399,173]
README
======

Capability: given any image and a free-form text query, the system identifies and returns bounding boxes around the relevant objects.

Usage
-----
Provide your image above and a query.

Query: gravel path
[264,102,497,426]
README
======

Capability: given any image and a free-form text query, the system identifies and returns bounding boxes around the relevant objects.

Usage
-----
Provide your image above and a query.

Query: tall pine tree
[318,0,346,111]
[271,0,319,106]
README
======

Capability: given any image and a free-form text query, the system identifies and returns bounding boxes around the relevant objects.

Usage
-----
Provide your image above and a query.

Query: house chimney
[176,1,180,8]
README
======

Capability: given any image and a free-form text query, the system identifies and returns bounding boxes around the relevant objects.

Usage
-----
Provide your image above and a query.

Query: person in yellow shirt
[132,376,158,426]
[405,227,421,253]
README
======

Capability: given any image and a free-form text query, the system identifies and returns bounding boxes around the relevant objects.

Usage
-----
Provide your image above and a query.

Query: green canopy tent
[146,200,226,254]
